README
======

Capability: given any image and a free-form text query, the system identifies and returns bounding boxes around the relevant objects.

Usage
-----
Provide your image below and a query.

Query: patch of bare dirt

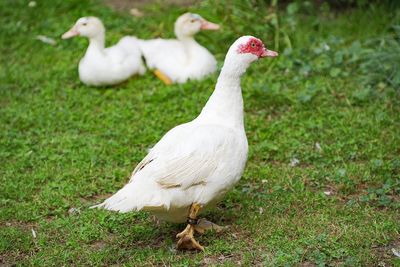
[90,234,117,250]
[372,239,400,266]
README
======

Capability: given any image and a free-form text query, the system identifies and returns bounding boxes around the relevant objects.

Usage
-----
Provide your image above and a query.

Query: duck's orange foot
[176,224,204,251]
[177,231,204,251]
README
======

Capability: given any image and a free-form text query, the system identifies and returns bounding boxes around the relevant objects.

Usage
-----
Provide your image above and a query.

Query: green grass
[1,0,399,266]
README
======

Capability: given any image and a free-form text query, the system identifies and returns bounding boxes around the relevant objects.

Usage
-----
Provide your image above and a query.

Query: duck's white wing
[132,152,217,190]
[105,37,142,64]
[101,36,145,77]
[93,123,237,213]
[130,124,227,190]
[104,42,128,64]
[138,39,186,71]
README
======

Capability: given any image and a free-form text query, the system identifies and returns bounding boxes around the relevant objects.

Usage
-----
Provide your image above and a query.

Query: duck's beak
[200,19,220,30]
[61,26,79,39]
[260,48,278,58]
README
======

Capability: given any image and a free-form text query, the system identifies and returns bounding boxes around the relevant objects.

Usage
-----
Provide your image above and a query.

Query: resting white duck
[138,13,220,84]
[62,17,145,86]
[93,36,278,250]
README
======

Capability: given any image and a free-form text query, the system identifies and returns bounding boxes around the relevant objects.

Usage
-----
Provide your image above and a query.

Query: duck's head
[229,36,278,63]
[62,17,105,39]
[174,13,220,39]
[221,36,278,76]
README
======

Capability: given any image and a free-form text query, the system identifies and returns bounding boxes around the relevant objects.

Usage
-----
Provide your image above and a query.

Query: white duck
[93,36,278,250]
[62,17,145,87]
[138,13,220,84]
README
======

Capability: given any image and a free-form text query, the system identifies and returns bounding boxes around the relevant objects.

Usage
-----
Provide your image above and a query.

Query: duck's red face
[237,37,278,58]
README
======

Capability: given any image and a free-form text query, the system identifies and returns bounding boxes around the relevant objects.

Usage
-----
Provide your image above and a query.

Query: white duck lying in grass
[62,17,145,87]
[92,36,278,250]
[138,13,220,84]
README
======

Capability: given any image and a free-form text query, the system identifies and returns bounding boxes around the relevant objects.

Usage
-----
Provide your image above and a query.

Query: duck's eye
[82,23,87,26]
[251,42,256,48]
[190,19,196,23]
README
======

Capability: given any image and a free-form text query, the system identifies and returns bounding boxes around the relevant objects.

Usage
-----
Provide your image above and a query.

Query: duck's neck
[197,58,249,128]
[177,35,199,61]
[176,31,197,43]
[87,34,105,54]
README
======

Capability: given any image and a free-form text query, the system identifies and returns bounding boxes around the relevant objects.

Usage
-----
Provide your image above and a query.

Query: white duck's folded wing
[151,154,217,189]
[104,36,145,74]
[93,124,229,213]
[131,124,226,184]
[138,39,186,71]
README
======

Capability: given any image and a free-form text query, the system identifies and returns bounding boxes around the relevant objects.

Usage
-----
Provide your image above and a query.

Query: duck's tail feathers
[90,182,166,213]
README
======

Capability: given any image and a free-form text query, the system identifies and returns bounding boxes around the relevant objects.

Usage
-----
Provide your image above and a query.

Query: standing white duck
[93,36,278,250]
[62,17,145,87]
[138,13,220,84]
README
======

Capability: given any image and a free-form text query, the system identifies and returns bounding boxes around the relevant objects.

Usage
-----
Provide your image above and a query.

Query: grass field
[1,0,399,265]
